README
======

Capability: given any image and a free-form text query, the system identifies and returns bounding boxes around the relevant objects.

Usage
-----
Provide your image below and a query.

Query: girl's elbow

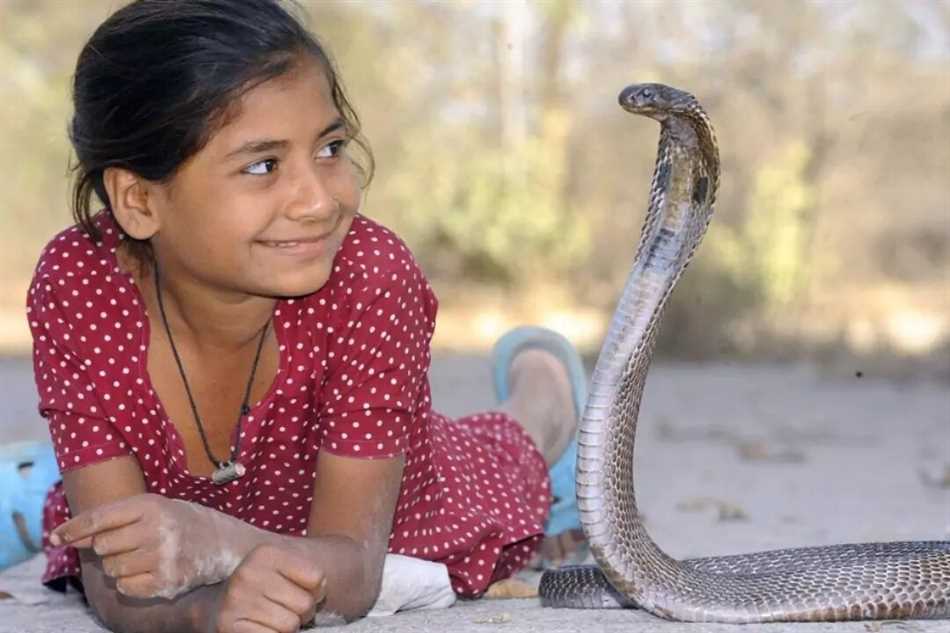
[340,571,383,621]
[338,552,385,621]
[79,564,128,632]
[85,588,134,633]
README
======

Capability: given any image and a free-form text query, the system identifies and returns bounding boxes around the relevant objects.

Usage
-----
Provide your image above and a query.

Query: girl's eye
[316,139,347,159]
[244,159,278,175]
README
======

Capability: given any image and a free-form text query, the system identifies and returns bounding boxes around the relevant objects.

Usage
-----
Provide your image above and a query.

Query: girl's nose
[285,165,338,222]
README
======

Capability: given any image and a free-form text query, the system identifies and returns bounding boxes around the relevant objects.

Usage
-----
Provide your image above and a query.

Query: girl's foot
[501,348,577,467]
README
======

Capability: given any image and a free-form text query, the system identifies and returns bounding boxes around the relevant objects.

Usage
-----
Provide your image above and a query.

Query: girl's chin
[264,270,332,299]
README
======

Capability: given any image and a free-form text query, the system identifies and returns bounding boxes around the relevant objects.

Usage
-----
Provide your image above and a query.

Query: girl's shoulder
[336,214,420,276]
[292,213,438,345]
[328,214,436,305]
[31,212,127,287]
[28,213,142,340]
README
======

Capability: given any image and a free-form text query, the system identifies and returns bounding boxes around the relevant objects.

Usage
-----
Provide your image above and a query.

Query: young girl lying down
[26,1,586,630]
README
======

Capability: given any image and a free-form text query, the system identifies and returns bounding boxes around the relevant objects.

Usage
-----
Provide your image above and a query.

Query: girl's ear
[103,167,161,240]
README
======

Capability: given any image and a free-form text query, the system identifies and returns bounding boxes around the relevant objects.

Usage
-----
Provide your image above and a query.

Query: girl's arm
[60,450,404,627]
[201,450,405,620]
[60,456,219,633]
[79,553,222,633]
[299,450,405,618]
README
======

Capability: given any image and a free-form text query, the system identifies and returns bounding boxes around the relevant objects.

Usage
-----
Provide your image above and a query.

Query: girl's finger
[60,534,95,549]
[232,620,284,633]
[51,498,145,547]
[263,572,322,617]
[240,592,304,633]
[272,552,325,593]
[91,522,149,557]
[101,549,154,580]
[115,572,159,599]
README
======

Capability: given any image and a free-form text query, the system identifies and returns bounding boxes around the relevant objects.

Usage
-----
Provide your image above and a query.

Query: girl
[26,1,585,631]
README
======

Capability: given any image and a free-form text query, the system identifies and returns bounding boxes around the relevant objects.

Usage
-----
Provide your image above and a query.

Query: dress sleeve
[317,250,438,459]
[27,277,131,472]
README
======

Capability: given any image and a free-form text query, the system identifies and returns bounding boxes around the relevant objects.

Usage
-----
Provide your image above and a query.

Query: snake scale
[537,83,950,622]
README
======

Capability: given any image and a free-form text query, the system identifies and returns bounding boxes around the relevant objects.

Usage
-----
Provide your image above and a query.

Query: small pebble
[475,612,512,624]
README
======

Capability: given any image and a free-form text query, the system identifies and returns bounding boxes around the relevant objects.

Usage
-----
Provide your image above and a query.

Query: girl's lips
[263,239,320,248]
[259,234,334,256]
[259,216,344,257]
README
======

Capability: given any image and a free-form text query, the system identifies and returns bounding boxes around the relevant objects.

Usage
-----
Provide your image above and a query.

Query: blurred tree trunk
[493,2,527,149]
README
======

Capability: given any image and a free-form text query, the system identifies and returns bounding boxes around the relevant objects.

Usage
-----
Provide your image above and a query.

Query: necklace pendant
[212,461,246,485]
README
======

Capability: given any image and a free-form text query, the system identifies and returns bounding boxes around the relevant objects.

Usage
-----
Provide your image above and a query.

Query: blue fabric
[491,326,585,535]
[0,441,61,570]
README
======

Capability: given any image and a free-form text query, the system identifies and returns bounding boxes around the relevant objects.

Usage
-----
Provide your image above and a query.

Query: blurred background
[1,0,948,379]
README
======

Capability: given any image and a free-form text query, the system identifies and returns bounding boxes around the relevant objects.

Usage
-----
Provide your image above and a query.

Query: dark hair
[69,0,373,264]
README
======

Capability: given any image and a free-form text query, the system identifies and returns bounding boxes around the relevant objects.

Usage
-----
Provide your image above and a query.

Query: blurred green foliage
[746,142,815,308]
[392,108,590,282]
[708,142,816,309]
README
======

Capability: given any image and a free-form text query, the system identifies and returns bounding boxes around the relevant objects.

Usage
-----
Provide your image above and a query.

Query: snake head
[618,83,696,121]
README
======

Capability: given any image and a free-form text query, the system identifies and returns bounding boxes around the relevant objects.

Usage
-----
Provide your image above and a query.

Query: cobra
[537,83,950,622]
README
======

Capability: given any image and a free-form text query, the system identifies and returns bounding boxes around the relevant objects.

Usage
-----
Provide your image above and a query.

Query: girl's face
[148,58,362,299]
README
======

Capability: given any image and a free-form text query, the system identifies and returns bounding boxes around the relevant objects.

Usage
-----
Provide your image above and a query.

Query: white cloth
[367,554,456,616]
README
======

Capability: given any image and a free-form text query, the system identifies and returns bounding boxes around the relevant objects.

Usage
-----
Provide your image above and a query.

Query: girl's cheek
[336,167,363,213]
[346,187,362,216]
[351,189,363,215]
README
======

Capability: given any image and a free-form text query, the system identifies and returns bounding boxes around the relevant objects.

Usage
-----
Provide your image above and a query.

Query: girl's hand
[211,544,327,633]
[50,492,245,599]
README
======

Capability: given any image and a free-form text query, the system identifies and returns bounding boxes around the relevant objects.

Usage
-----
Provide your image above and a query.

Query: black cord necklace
[153,264,269,485]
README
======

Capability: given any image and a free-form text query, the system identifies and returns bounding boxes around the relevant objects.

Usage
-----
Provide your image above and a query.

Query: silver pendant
[212,461,246,485]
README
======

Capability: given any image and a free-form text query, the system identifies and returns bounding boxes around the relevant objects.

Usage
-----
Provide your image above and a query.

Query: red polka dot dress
[27,212,550,597]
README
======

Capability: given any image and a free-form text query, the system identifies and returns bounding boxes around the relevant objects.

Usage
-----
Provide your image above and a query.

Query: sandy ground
[0,353,948,632]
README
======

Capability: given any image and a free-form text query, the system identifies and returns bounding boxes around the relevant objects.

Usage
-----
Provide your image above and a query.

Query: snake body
[537,83,950,622]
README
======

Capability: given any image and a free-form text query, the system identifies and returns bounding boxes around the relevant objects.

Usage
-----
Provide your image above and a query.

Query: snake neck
[576,112,718,609]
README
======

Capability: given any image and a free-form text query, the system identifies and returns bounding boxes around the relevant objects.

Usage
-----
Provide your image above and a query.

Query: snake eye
[639,88,654,100]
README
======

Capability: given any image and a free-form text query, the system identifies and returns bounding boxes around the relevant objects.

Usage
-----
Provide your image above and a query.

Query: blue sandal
[491,326,586,536]
[0,441,61,571]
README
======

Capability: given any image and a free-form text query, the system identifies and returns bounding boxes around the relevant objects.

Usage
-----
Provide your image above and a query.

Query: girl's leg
[497,348,586,566]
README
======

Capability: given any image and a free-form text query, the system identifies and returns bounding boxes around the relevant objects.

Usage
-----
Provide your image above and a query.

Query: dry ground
[1,354,948,632]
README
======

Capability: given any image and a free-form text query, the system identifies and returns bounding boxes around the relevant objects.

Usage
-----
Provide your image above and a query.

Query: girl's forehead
[211,61,336,149]
[250,58,332,100]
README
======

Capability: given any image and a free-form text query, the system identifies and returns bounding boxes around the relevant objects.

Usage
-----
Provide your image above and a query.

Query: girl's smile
[256,215,346,260]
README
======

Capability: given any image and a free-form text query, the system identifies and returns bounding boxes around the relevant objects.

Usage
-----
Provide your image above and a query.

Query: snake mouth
[619,83,692,121]
[618,85,666,120]
[618,85,644,111]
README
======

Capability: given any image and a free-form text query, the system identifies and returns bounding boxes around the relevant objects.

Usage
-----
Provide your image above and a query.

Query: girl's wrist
[204,505,281,581]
